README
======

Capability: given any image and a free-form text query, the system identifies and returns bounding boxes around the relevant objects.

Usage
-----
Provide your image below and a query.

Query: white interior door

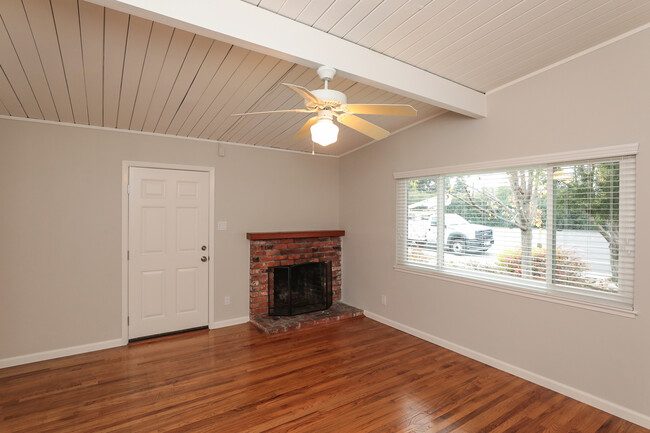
[128,167,210,339]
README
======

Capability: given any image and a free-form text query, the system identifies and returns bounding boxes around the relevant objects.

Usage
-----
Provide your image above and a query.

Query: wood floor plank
[0,318,646,432]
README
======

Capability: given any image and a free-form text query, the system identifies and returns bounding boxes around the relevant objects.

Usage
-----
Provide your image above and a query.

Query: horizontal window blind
[396,155,636,310]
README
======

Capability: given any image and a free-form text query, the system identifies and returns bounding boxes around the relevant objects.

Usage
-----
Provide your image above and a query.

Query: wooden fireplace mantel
[246,230,345,240]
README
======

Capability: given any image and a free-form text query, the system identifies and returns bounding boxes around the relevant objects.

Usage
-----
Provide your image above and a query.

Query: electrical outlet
[224,296,230,306]
[381,294,387,305]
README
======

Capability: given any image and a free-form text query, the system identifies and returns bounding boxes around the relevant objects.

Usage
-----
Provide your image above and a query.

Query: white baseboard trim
[0,338,125,370]
[364,310,650,429]
[209,316,249,329]
[1,317,250,369]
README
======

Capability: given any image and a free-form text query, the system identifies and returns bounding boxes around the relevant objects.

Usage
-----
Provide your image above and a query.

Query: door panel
[176,268,198,313]
[176,207,198,252]
[177,181,199,198]
[141,207,166,253]
[141,179,166,198]
[141,270,165,318]
[129,167,210,339]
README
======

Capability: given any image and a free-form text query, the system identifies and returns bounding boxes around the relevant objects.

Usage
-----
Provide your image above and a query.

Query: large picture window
[396,150,636,311]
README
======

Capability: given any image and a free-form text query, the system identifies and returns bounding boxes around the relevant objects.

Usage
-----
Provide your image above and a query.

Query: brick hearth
[247,230,363,333]
[250,302,364,334]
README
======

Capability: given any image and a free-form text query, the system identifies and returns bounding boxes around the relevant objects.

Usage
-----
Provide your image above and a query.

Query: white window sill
[393,264,637,319]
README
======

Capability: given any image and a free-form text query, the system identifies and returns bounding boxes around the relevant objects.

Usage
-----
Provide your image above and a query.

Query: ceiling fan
[233,66,417,146]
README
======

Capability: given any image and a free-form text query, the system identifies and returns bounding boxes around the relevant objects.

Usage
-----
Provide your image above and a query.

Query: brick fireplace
[247,230,363,333]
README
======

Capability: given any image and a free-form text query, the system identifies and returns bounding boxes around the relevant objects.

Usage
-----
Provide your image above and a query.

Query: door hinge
[127,250,130,260]
[127,316,130,325]
[127,184,131,194]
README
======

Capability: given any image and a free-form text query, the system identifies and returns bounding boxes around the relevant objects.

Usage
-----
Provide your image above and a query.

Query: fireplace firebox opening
[268,262,332,316]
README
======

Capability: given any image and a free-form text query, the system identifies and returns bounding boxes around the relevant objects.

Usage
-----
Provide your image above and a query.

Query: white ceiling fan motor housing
[308,89,347,109]
[306,66,347,110]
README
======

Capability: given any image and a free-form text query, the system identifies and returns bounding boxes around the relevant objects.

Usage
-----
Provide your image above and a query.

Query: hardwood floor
[0,317,646,432]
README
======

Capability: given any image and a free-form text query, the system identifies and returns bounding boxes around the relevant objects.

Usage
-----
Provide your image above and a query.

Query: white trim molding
[0,318,251,369]
[0,115,338,158]
[394,264,637,318]
[0,338,123,369]
[487,23,650,95]
[364,311,650,430]
[209,316,250,330]
[393,143,639,179]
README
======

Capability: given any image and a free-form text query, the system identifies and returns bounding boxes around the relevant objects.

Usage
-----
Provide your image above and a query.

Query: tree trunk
[609,239,619,285]
[520,228,534,279]
[590,216,619,286]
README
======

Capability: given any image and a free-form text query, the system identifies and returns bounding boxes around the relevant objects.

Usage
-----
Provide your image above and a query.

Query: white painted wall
[0,120,339,360]
[340,29,650,419]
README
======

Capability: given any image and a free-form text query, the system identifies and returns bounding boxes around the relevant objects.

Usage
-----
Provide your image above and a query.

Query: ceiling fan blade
[294,116,319,141]
[344,104,417,116]
[282,83,322,105]
[336,113,390,140]
[232,109,312,117]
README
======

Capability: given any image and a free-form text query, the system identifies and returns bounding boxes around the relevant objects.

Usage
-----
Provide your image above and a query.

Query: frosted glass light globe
[310,118,339,146]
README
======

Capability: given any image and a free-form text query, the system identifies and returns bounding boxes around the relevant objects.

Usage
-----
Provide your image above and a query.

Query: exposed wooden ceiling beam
[87,0,487,118]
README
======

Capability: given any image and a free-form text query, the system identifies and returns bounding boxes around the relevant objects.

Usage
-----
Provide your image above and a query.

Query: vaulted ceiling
[245,0,650,92]
[1,0,649,156]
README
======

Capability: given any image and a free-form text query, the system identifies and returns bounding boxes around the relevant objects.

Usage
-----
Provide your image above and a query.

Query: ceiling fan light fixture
[310,113,339,146]
[233,66,416,148]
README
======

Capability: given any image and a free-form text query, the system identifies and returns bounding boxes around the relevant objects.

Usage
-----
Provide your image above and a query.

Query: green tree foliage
[407,178,436,209]
[554,162,620,284]
[409,178,436,195]
[446,183,532,228]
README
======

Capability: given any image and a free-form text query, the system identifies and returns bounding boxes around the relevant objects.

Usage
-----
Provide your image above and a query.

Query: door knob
[201,256,208,262]
[201,245,207,251]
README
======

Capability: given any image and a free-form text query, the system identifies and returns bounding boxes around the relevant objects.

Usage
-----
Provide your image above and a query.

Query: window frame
[394,144,638,317]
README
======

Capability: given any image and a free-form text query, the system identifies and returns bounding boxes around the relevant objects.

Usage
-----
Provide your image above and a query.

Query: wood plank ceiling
[244,0,650,93]
[1,1,649,156]
[0,0,443,156]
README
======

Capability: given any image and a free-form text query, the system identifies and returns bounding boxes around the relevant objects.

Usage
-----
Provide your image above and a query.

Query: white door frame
[121,161,215,343]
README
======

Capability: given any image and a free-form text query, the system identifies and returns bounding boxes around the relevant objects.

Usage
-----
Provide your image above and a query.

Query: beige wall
[340,29,650,417]
[0,21,648,425]
[0,120,339,359]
